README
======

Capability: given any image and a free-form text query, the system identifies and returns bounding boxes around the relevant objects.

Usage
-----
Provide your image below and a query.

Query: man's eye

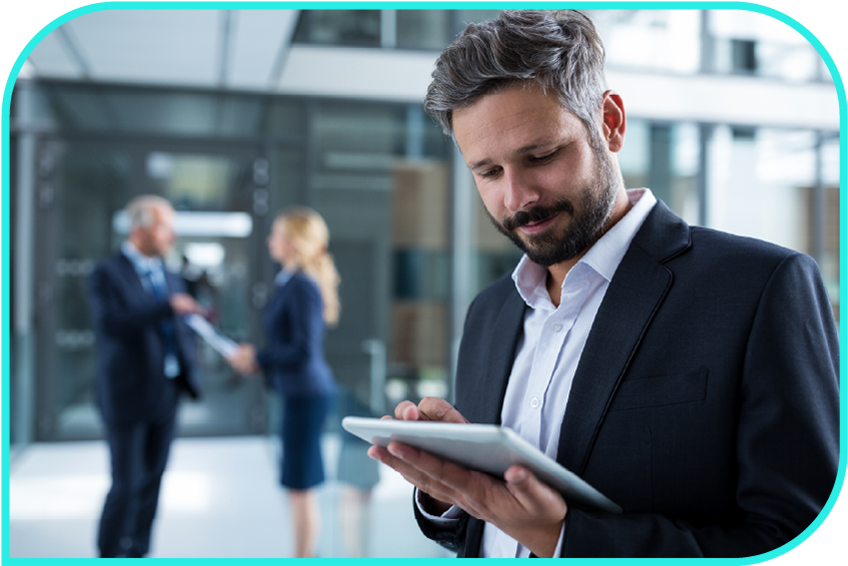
[479,168,501,179]
[530,152,556,163]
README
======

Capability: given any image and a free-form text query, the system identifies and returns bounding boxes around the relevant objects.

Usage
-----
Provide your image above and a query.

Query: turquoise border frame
[0,0,848,566]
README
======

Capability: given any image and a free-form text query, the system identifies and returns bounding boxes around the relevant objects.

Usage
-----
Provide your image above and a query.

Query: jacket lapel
[116,253,150,297]
[556,201,690,474]
[469,289,527,425]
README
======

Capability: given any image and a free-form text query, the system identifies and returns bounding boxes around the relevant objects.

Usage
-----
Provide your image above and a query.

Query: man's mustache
[502,200,574,232]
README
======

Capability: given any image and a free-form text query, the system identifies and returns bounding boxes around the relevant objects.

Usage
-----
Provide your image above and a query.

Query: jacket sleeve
[412,490,469,553]
[560,252,840,557]
[88,262,174,339]
[255,278,323,373]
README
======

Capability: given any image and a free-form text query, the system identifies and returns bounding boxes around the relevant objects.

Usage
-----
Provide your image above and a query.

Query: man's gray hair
[126,195,172,229]
[424,10,607,144]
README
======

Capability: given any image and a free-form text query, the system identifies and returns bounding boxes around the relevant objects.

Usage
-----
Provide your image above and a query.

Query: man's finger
[383,440,501,519]
[417,397,469,423]
[394,401,425,421]
[504,465,567,518]
[367,444,460,505]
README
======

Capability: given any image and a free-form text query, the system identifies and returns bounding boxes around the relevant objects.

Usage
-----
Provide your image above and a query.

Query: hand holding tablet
[343,415,621,514]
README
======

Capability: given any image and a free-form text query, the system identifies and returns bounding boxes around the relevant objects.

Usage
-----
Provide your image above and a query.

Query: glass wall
[709,10,828,81]
[307,99,453,413]
[10,81,459,443]
[293,9,501,51]
[589,9,829,81]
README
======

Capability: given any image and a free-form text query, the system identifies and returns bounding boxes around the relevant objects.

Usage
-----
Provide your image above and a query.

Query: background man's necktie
[143,267,181,378]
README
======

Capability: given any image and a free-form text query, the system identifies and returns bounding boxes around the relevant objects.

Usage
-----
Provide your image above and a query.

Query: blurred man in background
[88,195,205,558]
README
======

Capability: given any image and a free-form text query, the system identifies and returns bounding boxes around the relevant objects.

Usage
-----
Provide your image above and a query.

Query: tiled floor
[8,434,453,559]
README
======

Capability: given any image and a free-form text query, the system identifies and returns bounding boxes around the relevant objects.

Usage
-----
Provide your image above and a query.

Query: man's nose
[502,168,540,212]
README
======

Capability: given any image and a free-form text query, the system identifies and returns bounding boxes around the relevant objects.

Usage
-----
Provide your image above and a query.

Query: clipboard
[342,416,621,514]
[184,313,238,358]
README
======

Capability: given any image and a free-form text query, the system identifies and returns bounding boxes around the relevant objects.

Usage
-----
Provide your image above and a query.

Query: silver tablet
[342,416,621,514]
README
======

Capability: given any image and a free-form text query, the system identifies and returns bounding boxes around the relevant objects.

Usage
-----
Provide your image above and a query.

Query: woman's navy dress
[256,270,335,490]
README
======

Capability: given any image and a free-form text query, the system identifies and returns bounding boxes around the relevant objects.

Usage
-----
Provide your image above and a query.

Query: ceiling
[15,8,840,130]
[22,9,301,92]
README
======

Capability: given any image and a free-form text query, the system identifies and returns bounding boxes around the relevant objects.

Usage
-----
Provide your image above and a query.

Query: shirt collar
[121,240,163,274]
[274,267,296,287]
[511,188,657,307]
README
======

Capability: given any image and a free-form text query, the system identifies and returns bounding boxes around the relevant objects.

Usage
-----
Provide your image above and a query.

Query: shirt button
[530,397,540,408]
[552,323,563,332]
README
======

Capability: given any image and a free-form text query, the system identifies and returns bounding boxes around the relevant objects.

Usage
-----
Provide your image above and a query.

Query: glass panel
[8,133,20,447]
[620,119,701,226]
[396,10,452,50]
[710,10,822,81]
[818,135,839,314]
[36,84,305,138]
[308,99,454,423]
[293,10,381,47]
[454,9,502,29]
[589,10,701,73]
[146,152,236,210]
[264,97,308,138]
[47,147,134,438]
[706,126,818,251]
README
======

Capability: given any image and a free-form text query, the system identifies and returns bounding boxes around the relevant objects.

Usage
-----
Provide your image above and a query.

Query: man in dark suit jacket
[88,195,205,558]
[368,10,839,558]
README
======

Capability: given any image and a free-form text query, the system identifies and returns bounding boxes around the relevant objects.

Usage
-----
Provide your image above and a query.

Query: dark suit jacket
[88,252,201,425]
[416,201,839,558]
[256,271,335,399]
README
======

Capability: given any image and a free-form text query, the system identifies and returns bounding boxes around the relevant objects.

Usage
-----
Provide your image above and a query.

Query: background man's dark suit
[416,201,839,558]
[88,252,201,557]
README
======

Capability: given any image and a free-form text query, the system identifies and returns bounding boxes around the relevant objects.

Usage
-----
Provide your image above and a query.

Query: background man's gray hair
[126,195,172,229]
[424,10,607,145]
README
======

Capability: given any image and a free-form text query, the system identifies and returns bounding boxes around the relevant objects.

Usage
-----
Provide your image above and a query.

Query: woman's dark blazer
[416,201,840,558]
[256,271,335,398]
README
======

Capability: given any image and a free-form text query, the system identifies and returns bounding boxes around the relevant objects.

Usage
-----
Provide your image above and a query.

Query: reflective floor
[8,434,453,559]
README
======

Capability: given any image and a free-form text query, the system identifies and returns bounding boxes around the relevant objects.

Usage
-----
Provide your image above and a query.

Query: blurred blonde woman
[228,207,339,558]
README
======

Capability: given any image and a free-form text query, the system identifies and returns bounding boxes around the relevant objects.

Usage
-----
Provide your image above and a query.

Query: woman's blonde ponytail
[275,207,341,326]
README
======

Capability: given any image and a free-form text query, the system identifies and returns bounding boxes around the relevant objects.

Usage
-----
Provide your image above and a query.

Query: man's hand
[169,293,206,316]
[226,344,260,375]
[367,397,568,558]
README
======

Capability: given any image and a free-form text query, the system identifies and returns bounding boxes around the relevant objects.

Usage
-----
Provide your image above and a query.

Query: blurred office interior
[6,7,841,558]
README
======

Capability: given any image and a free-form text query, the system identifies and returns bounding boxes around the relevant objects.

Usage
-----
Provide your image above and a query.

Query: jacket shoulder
[464,272,521,330]
[473,272,517,305]
[287,272,322,297]
[90,252,131,281]
[685,226,808,271]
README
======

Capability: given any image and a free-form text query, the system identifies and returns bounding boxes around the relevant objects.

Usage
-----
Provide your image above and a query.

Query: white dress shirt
[418,189,657,558]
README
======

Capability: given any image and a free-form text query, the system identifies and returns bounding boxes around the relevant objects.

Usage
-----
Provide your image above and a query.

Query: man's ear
[601,91,626,153]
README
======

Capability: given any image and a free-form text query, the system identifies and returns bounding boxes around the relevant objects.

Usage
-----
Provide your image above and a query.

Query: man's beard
[489,149,619,267]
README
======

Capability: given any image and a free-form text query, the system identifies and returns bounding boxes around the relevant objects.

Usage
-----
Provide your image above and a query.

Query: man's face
[453,84,619,267]
[136,205,177,258]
